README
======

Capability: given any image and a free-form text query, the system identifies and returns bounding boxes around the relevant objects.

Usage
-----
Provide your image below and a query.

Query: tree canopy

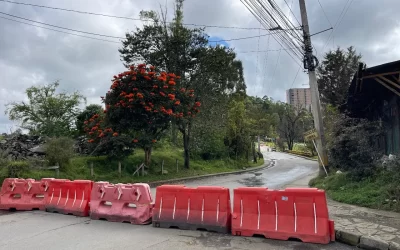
[6,81,85,137]
[76,104,104,135]
[118,0,245,168]
[317,46,362,107]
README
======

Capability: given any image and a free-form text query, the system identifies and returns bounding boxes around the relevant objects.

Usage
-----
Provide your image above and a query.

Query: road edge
[148,159,274,188]
[283,151,318,161]
[335,229,400,250]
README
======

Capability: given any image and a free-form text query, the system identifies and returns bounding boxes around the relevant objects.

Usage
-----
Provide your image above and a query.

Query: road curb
[283,152,318,161]
[359,235,389,250]
[148,159,274,188]
[335,229,361,246]
[335,229,399,250]
[390,241,400,250]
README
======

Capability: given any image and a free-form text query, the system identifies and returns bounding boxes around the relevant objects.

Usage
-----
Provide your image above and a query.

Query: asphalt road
[0,149,356,250]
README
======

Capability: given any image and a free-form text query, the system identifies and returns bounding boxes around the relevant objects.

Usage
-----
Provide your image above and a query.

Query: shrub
[276,139,285,151]
[328,115,383,180]
[7,161,29,178]
[44,137,75,169]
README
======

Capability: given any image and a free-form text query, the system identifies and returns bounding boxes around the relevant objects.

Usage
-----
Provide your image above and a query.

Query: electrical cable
[0,15,121,44]
[290,65,302,88]
[283,0,301,26]
[0,0,275,31]
[320,0,353,56]
[317,0,333,28]
[0,11,125,39]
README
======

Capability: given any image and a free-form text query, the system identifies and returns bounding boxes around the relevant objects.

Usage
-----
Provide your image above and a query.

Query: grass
[309,172,400,212]
[10,145,264,184]
[293,143,307,152]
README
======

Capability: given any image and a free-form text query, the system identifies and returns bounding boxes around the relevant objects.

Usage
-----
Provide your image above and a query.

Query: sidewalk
[283,172,400,246]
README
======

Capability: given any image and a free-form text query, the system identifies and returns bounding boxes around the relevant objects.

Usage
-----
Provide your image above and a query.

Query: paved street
[154,149,319,191]
[0,149,356,250]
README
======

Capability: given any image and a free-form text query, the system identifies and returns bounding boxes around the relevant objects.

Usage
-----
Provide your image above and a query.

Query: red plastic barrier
[45,179,92,217]
[152,185,231,233]
[232,187,334,244]
[90,182,153,225]
[0,178,53,211]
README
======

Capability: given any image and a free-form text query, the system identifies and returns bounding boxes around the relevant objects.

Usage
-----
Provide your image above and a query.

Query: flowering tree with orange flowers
[84,64,200,166]
[83,113,134,159]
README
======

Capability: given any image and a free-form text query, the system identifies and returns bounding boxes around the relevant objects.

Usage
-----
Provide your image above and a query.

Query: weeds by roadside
[310,171,400,212]
[1,146,264,184]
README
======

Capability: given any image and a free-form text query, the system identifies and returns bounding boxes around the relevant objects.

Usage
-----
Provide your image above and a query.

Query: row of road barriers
[0,178,335,245]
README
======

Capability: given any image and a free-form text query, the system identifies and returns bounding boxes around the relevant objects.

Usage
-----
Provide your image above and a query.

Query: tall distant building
[286,88,312,112]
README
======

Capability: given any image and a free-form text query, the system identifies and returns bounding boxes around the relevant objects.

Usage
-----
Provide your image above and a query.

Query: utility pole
[298,0,328,175]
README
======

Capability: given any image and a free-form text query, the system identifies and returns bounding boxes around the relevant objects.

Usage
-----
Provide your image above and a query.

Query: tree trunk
[182,122,191,169]
[287,137,294,150]
[252,139,257,163]
[171,122,178,145]
[144,147,152,166]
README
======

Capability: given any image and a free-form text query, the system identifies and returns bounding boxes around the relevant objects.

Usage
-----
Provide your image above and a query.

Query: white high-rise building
[286,88,312,112]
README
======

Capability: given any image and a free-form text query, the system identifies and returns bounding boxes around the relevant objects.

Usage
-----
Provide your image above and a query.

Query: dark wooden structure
[346,60,400,154]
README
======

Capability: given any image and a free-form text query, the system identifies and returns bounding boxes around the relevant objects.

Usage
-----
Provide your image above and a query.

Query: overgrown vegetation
[44,137,75,169]
[309,46,400,211]
[0,142,264,185]
[310,165,400,212]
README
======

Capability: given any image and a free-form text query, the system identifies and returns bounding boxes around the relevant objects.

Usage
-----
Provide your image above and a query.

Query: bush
[310,170,400,212]
[191,130,228,160]
[286,150,312,157]
[44,137,75,169]
[328,115,383,180]
[276,139,285,151]
[7,161,30,178]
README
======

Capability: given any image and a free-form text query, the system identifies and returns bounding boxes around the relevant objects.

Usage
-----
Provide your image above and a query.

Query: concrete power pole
[298,0,328,174]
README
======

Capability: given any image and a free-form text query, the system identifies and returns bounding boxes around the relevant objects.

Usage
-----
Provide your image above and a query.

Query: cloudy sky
[1,0,400,133]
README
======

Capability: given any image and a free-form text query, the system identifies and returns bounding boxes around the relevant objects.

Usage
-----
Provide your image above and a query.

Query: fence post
[118,161,121,177]
[141,163,144,176]
[176,159,178,173]
[90,162,94,177]
[161,160,164,175]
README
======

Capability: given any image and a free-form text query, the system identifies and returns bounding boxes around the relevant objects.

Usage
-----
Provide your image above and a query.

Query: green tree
[317,46,362,106]
[275,103,306,150]
[6,81,86,137]
[76,104,103,135]
[225,96,253,162]
[119,0,245,168]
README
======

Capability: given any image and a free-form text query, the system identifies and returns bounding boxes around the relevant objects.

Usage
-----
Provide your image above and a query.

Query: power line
[255,25,262,82]
[0,16,120,44]
[240,0,304,67]
[0,11,125,39]
[320,0,353,56]
[0,11,284,44]
[209,32,272,42]
[268,47,282,92]
[261,35,271,92]
[243,0,304,52]
[0,0,272,31]
[283,0,301,26]
[0,15,304,53]
[317,0,333,28]
[290,65,302,88]
[236,46,302,53]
